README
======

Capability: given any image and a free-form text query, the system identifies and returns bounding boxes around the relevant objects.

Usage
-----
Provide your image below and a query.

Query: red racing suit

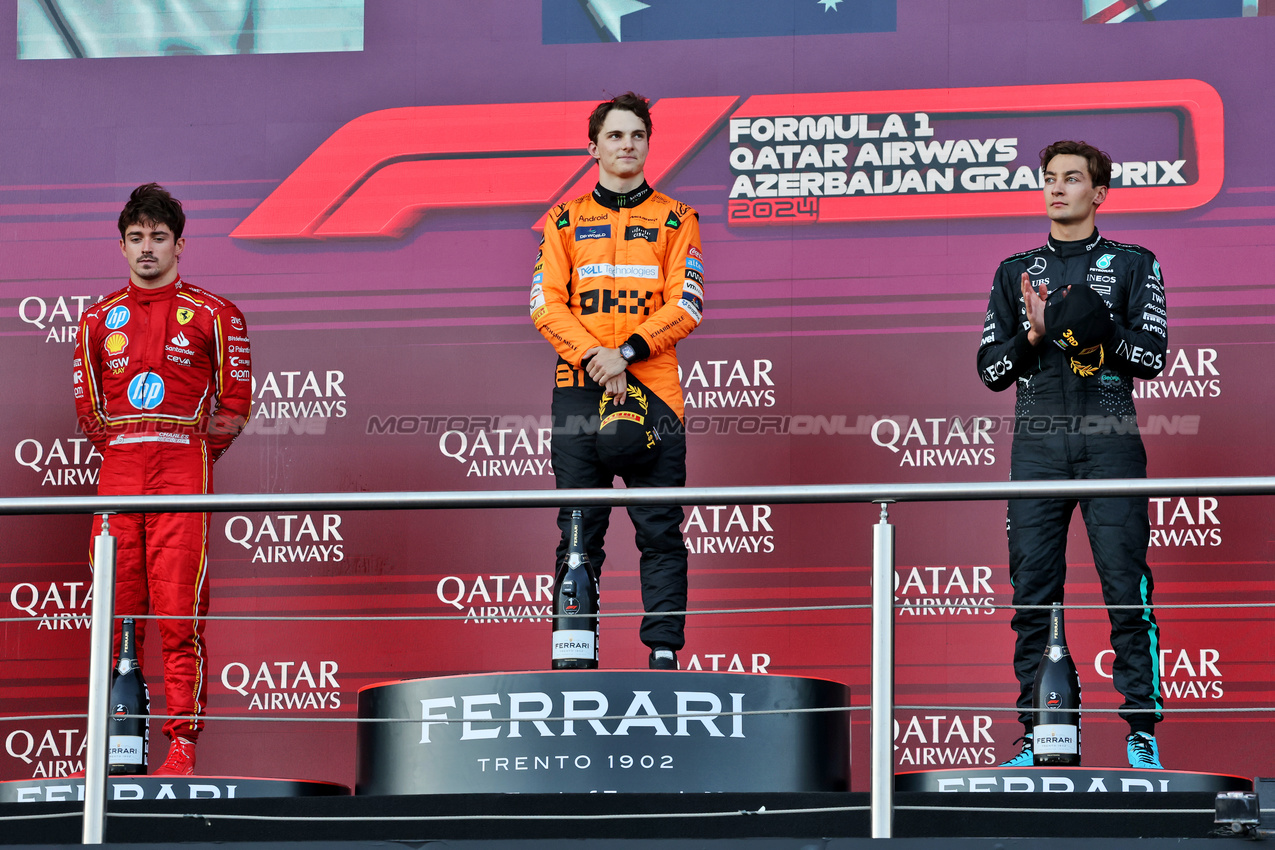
[73,277,251,742]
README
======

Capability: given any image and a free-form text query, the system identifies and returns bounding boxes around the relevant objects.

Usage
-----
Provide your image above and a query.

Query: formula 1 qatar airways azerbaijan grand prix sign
[231,80,1222,240]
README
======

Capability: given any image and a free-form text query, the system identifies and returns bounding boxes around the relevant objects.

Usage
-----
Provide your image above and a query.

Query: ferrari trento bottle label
[552,630,596,660]
[1033,724,1078,755]
[108,736,145,765]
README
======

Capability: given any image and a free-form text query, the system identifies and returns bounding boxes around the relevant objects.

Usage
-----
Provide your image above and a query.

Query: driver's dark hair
[588,92,652,144]
[118,183,185,239]
[1040,140,1112,189]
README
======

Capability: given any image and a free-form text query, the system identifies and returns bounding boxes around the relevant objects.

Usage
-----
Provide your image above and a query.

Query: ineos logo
[984,356,1012,380]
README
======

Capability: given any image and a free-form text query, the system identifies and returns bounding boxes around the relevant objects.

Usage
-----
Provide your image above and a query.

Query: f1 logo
[231,97,737,240]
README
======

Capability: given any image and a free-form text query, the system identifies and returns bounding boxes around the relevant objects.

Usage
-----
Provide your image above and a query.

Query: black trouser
[1008,430,1162,734]
[551,384,688,651]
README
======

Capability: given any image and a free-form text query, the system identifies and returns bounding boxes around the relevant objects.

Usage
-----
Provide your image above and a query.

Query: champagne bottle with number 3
[1032,603,1081,765]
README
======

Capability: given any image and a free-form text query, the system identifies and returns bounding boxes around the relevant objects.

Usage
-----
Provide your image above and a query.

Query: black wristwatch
[619,343,637,363]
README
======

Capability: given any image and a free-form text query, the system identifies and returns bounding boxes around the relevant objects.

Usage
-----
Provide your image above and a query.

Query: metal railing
[2,474,1273,843]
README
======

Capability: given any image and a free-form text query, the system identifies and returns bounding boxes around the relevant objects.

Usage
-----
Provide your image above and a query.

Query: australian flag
[543,0,896,44]
[1083,0,1271,22]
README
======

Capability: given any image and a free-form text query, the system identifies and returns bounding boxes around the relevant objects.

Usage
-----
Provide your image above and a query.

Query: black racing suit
[976,230,1168,734]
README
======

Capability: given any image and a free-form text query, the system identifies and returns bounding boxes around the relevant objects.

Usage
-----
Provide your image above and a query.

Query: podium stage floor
[0,790,1255,846]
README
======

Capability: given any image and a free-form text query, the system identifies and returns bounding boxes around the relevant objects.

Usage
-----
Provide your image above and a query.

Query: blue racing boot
[1126,732,1163,769]
[999,734,1034,767]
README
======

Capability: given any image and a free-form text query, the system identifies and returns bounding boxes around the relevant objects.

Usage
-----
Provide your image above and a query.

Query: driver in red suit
[73,183,251,776]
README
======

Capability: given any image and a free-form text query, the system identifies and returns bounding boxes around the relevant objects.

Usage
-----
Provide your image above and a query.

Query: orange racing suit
[532,182,703,419]
[531,181,703,651]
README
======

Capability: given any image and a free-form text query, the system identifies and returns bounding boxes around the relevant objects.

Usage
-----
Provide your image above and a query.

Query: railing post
[83,513,117,845]
[870,502,895,838]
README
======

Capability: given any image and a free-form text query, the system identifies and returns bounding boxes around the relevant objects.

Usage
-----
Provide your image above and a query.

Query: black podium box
[0,775,349,803]
[356,669,851,794]
[896,766,1252,794]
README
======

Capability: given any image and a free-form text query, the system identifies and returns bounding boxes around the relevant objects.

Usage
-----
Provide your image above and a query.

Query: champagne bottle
[108,617,150,775]
[1032,602,1081,766]
[551,510,599,669]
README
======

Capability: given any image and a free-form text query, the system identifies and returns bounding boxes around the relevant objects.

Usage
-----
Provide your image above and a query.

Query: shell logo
[104,332,129,355]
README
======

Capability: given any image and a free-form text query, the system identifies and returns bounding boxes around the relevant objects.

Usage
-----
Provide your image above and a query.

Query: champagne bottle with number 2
[109,617,150,775]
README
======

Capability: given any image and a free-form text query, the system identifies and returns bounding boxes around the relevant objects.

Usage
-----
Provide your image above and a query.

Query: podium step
[357,669,851,794]
[0,775,349,803]
[896,766,1251,793]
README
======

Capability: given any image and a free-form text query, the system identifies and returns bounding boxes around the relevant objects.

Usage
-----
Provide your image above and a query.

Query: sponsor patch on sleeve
[678,296,703,323]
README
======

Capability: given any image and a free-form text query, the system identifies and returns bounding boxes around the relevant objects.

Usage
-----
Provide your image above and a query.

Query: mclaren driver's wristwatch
[619,342,637,364]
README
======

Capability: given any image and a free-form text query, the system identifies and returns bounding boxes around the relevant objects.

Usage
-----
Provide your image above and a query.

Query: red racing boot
[152,737,196,776]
